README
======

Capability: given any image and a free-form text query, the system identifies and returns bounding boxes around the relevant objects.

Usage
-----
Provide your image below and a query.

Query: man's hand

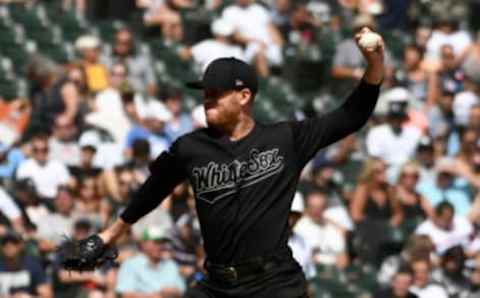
[355,27,385,85]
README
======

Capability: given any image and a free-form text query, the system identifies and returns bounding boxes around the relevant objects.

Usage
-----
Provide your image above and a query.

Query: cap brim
[186,81,204,89]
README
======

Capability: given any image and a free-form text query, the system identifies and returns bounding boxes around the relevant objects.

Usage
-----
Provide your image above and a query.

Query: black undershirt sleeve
[120,143,186,224]
[290,79,380,167]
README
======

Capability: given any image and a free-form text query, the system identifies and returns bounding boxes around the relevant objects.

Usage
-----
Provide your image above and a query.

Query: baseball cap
[186,57,258,95]
[211,18,235,37]
[142,226,172,242]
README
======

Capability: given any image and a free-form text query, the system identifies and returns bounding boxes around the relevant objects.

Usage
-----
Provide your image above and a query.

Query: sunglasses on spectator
[33,147,49,153]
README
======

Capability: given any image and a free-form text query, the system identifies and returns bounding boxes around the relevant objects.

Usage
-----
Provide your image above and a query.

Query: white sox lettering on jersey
[192,148,284,204]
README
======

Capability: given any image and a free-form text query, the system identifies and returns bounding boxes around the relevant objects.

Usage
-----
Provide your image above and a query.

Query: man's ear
[239,88,253,106]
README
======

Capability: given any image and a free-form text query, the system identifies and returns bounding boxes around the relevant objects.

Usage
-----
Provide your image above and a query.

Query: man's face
[435,208,454,230]
[54,189,74,215]
[469,106,480,129]
[203,89,246,129]
[237,0,253,7]
[438,94,453,113]
[165,97,182,116]
[53,117,77,142]
[31,139,49,165]
[110,64,127,89]
[306,193,326,223]
[1,240,22,259]
[404,47,421,69]
[441,45,456,71]
[114,30,133,56]
[82,48,99,63]
[392,273,413,297]
[142,240,172,263]
[412,260,430,287]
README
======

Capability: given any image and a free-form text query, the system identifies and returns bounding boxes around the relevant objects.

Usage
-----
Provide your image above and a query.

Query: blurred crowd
[0,0,480,297]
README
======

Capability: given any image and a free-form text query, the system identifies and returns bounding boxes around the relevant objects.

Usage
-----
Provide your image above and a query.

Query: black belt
[205,248,292,283]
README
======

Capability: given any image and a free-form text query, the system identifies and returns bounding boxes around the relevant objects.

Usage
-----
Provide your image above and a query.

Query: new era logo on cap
[235,79,244,87]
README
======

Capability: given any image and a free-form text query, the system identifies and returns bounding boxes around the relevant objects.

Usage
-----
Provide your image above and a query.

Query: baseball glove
[57,234,118,271]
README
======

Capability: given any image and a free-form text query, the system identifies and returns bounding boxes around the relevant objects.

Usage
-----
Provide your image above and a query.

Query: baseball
[359,32,381,50]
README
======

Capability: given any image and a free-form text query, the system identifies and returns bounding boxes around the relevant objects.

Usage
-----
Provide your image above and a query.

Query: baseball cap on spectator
[186,57,258,95]
[79,131,101,152]
[75,35,100,51]
[138,101,172,122]
[291,192,305,214]
[142,226,172,242]
[211,18,235,37]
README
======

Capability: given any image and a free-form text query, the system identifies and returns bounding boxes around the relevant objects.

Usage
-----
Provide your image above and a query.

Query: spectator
[350,158,402,264]
[394,45,434,105]
[158,87,194,142]
[378,235,435,286]
[222,0,284,76]
[409,258,448,298]
[34,186,78,253]
[101,28,156,95]
[89,63,135,144]
[68,132,103,182]
[294,190,348,269]
[16,133,72,200]
[288,192,314,277]
[374,268,419,298]
[414,136,437,187]
[432,245,469,297]
[0,231,53,297]
[425,16,472,62]
[452,69,480,128]
[417,157,472,217]
[366,89,422,180]
[415,201,473,255]
[0,186,24,234]
[49,114,80,167]
[116,226,186,297]
[0,141,25,182]
[435,44,464,95]
[392,161,433,227]
[461,253,480,297]
[74,176,105,227]
[179,18,246,73]
[125,99,172,159]
[142,0,189,43]
[75,35,109,93]
[427,89,455,140]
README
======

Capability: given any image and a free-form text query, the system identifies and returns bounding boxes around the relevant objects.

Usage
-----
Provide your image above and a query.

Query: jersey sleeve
[120,140,187,224]
[289,80,380,168]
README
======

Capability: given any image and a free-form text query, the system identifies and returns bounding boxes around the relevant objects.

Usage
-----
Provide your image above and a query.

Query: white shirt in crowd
[288,232,315,278]
[294,216,346,266]
[16,159,70,199]
[0,187,21,221]
[49,138,80,167]
[366,124,422,166]
[410,283,448,298]
[222,3,283,65]
[425,30,472,60]
[453,90,479,126]
[191,40,245,72]
[415,216,473,254]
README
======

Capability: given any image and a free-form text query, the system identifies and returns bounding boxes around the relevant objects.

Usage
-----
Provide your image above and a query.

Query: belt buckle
[226,266,238,280]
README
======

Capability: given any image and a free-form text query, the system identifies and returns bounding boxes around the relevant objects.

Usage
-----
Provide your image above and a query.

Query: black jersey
[121,80,380,264]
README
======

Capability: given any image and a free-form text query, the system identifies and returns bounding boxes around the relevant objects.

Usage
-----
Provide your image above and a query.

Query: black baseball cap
[186,57,258,95]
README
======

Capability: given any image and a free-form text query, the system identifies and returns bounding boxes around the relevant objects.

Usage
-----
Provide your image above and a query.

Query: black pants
[185,256,309,298]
